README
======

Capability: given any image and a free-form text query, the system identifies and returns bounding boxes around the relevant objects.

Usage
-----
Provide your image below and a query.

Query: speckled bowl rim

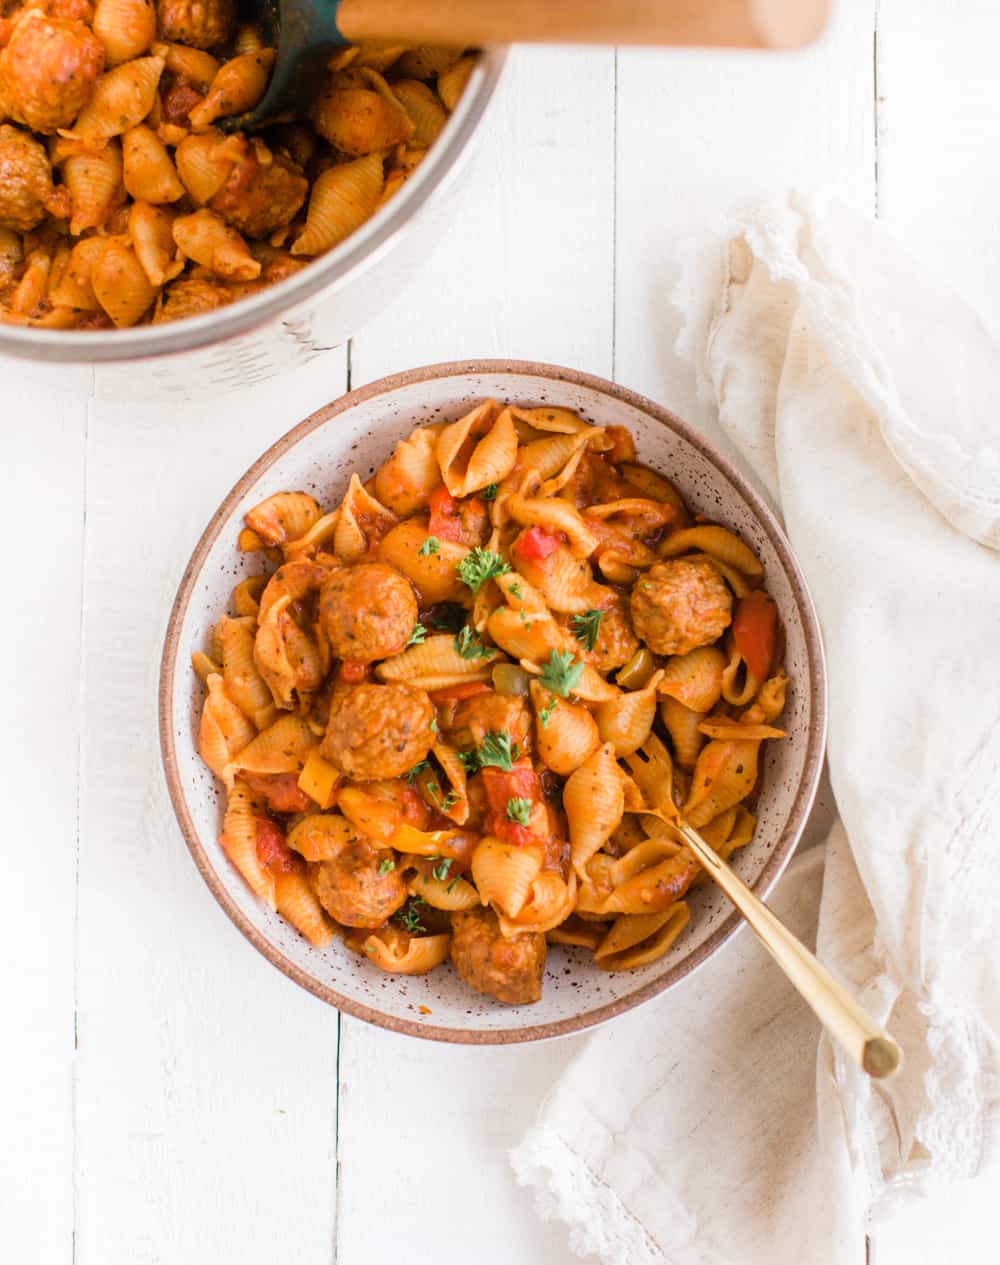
[159,359,828,1044]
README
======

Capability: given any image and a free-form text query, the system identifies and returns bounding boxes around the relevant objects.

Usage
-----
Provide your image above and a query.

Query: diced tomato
[514,526,561,562]
[732,590,778,683]
[428,485,465,543]
[480,760,547,846]
[428,681,491,703]
[243,771,313,814]
[254,817,302,876]
[338,659,368,684]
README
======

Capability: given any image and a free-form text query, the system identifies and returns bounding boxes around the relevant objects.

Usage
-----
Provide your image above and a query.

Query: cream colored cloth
[511,192,1000,1264]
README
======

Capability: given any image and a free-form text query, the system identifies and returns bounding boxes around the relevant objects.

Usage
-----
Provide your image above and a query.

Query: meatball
[311,838,406,928]
[0,124,66,231]
[152,277,233,322]
[156,0,234,47]
[320,682,433,780]
[573,596,639,674]
[0,14,104,132]
[630,558,732,657]
[210,146,308,239]
[450,691,533,756]
[450,906,546,1005]
[319,563,417,664]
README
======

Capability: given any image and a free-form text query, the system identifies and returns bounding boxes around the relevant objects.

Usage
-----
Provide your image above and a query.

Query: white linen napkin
[510,191,1000,1265]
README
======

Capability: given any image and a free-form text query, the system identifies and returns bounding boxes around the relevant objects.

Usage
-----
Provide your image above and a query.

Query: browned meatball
[210,147,308,238]
[156,0,234,48]
[0,124,66,231]
[630,558,732,657]
[450,906,546,1005]
[320,682,433,780]
[311,838,406,928]
[450,691,533,756]
[571,596,639,674]
[319,563,417,664]
[0,15,104,132]
[152,277,233,322]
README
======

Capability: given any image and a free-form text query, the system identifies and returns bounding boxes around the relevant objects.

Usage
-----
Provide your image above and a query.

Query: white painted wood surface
[2,3,996,1261]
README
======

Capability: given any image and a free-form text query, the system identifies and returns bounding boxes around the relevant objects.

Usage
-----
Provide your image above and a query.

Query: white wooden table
[4,3,995,1261]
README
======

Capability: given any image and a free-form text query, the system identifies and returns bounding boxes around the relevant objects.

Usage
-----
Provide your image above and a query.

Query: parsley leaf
[506,797,532,826]
[538,697,558,728]
[539,649,584,698]
[457,747,480,775]
[430,856,453,882]
[456,547,510,594]
[482,483,498,501]
[407,622,427,646]
[571,608,605,653]
[378,857,396,874]
[454,625,493,660]
[418,535,440,557]
[477,730,521,771]
[394,898,426,935]
[509,581,524,600]
[430,717,438,734]
[406,759,430,784]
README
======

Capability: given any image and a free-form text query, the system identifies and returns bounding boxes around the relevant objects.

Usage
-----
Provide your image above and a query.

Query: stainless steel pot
[0,50,507,396]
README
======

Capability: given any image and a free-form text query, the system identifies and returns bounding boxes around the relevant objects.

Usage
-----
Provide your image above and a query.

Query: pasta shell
[436,54,477,111]
[173,208,260,281]
[622,734,677,821]
[253,594,325,709]
[595,669,663,757]
[188,50,276,130]
[274,870,334,946]
[565,743,625,879]
[223,713,316,784]
[659,696,705,770]
[122,125,184,203]
[436,401,517,497]
[198,673,255,777]
[245,491,322,546]
[659,525,763,578]
[595,905,690,971]
[508,405,589,436]
[234,23,264,56]
[377,519,468,604]
[487,607,563,664]
[220,779,275,906]
[216,613,277,729]
[721,639,760,707]
[287,813,355,862]
[683,739,760,829]
[375,633,500,692]
[291,154,384,257]
[547,916,606,950]
[60,141,124,234]
[697,719,785,741]
[392,79,447,146]
[395,45,464,78]
[94,0,156,64]
[311,69,414,154]
[531,681,599,776]
[686,551,751,598]
[657,646,726,711]
[373,426,442,515]
[257,559,326,617]
[129,201,183,286]
[516,544,599,614]
[471,837,543,919]
[753,670,788,723]
[599,851,698,917]
[350,41,408,71]
[150,40,219,86]
[408,870,479,912]
[519,429,593,483]
[175,131,243,204]
[361,931,450,974]
[431,738,469,825]
[498,870,576,937]
[333,473,395,563]
[282,511,341,561]
[618,463,689,522]
[91,240,156,327]
[47,236,104,311]
[191,650,219,682]
[60,57,165,145]
[506,492,598,559]
[231,575,267,617]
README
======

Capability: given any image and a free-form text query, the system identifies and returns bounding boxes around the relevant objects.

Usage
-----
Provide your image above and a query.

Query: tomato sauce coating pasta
[0,4,476,329]
[193,402,790,1004]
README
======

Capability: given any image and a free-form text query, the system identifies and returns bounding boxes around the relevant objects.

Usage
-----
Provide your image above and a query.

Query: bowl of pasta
[160,360,827,1042]
[0,6,504,389]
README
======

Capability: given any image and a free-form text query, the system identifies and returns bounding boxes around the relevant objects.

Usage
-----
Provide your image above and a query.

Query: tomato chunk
[514,526,561,562]
[732,590,777,683]
[243,771,313,814]
[428,485,465,543]
[480,760,548,845]
[254,817,302,876]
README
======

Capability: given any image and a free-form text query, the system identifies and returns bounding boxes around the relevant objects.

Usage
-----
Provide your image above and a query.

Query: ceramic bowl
[159,360,827,1043]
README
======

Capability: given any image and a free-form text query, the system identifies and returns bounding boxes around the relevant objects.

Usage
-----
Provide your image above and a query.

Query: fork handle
[677,823,901,1078]
[336,0,828,50]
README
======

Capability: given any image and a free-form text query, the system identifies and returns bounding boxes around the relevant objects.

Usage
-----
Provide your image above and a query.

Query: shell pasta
[192,402,790,1005]
[0,5,477,330]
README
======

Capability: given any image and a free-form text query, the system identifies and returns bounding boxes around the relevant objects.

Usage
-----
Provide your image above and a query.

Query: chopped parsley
[418,536,440,557]
[378,858,396,874]
[538,697,558,728]
[407,622,427,646]
[509,581,524,600]
[426,781,459,812]
[571,608,605,653]
[454,625,493,660]
[482,483,498,501]
[394,898,426,935]
[539,648,584,698]
[457,747,480,775]
[456,547,510,594]
[430,856,453,882]
[406,759,430,784]
[477,730,521,771]
[430,717,438,734]
[506,797,532,826]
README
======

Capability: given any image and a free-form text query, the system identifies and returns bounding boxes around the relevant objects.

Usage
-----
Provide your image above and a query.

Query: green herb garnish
[378,858,396,874]
[456,547,510,594]
[539,697,558,728]
[430,717,438,734]
[454,625,493,660]
[539,649,584,698]
[418,536,440,557]
[509,581,524,599]
[394,898,426,935]
[430,856,453,882]
[406,759,430,784]
[482,483,498,501]
[477,730,521,771]
[457,747,480,775]
[506,797,532,826]
[407,622,427,646]
[571,608,604,653]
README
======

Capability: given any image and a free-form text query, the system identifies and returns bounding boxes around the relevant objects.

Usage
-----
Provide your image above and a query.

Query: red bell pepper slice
[428,485,465,543]
[732,590,777,683]
[480,760,546,846]
[514,526,561,562]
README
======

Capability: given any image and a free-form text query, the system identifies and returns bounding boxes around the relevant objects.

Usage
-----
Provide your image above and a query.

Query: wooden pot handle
[336,0,829,50]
